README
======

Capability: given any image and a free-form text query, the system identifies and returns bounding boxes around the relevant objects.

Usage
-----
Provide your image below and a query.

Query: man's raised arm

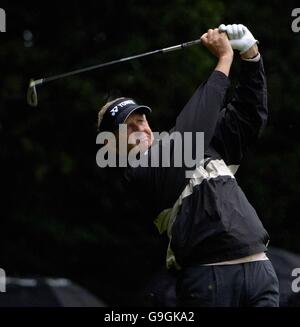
[212,25,268,166]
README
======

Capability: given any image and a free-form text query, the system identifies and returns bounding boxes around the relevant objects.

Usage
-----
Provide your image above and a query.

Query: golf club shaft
[33,39,202,86]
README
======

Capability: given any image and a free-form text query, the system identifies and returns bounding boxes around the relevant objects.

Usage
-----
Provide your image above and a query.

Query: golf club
[27,39,202,107]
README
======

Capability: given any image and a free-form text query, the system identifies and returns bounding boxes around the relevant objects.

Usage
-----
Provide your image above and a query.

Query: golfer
[97,24,279,307]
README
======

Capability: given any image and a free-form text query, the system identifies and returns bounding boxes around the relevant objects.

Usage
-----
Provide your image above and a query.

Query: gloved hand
[218,24,258,54]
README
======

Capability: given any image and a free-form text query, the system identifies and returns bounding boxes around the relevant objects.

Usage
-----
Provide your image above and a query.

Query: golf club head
[27,79,39,107]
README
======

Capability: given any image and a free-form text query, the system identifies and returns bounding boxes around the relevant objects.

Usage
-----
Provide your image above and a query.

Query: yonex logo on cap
[110,100,136,116]
[110,107,119,116]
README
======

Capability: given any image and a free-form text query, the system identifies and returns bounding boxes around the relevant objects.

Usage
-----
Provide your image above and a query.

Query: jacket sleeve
[124,70,230,211]
[211,58,268,166]
[174,70,230,150]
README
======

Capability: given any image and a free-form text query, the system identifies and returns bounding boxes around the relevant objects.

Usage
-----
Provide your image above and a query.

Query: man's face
[122,112,154,152]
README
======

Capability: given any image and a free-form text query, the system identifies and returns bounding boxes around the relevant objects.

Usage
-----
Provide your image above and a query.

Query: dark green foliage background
[1,0,299,305]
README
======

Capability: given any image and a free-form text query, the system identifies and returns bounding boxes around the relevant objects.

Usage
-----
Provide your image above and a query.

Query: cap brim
[116,105,152,126]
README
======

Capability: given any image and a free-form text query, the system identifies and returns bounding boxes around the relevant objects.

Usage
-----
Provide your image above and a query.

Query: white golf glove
[218,24,258,54]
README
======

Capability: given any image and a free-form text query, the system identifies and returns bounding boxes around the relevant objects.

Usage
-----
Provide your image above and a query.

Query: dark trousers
[176,260,279,307]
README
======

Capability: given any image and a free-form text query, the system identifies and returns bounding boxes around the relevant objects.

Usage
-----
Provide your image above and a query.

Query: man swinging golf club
[97,24,279,307]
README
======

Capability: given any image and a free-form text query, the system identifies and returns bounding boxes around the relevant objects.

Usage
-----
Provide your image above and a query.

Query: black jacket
[125,58,269,268]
